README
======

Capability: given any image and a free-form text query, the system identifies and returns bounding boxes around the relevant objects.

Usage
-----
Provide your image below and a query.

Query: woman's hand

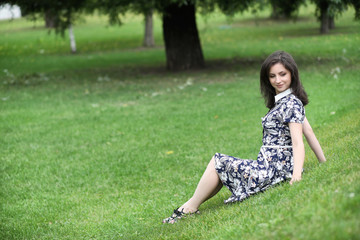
[318,158,326,163]
[289,174,302,185]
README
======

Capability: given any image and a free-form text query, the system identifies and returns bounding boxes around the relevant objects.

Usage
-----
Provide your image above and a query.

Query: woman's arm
[303,117,326,163]
[289,122,305,185]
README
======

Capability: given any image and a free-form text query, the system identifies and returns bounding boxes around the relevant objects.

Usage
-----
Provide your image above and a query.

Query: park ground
[0,4,360,240]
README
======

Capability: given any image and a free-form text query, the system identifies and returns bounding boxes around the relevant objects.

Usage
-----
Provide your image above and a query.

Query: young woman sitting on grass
[163,50,326,224]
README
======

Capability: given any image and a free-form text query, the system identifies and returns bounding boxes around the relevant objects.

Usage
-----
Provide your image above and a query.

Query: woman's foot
[162,207,200,224]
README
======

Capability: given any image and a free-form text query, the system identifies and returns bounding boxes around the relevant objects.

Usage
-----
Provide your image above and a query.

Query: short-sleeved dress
[214,90,305,204]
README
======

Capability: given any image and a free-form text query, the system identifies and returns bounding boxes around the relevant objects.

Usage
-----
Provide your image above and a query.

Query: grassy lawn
[1,4,360,240]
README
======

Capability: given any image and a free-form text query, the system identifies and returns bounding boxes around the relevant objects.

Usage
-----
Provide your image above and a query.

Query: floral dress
[214,90,305,204]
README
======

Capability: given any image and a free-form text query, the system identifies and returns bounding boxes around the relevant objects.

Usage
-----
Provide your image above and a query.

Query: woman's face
[269,63,292,94]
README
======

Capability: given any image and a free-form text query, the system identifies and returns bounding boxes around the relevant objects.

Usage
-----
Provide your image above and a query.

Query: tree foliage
[269,0,306,19]
[0,0,89,35]
[2,0,359,69]
[311,0,360,33]
[313,0,360,19]
[90,0,261,70]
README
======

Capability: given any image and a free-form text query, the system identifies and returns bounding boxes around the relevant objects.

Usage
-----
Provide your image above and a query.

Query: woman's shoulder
[281,94,306,123]
[285,94,304,107]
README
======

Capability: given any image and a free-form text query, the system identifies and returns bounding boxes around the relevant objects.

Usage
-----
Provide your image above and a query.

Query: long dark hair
[260,51,308,109]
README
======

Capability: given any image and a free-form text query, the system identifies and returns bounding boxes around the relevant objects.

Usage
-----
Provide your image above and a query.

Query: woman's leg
[179,156,223,213]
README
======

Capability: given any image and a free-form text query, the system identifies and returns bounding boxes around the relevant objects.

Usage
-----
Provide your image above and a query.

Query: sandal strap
[162,208,200,224]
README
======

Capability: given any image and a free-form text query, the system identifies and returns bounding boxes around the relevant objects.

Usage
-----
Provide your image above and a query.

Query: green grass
[1,4,360,240]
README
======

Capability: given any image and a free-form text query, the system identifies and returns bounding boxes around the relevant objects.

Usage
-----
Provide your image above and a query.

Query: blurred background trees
[0,0,359,69]
[311,0,360,33]
[269,0,306,19]
[0,0,89,53]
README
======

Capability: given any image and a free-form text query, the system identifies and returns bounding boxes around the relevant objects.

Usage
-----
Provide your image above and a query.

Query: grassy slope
[1,5,360,240]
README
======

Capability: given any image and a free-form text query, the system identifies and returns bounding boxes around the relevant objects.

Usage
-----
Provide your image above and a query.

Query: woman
[163,51,326,224]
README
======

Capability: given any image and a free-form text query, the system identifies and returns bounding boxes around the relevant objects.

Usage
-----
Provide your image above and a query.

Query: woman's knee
[208,156,216,169]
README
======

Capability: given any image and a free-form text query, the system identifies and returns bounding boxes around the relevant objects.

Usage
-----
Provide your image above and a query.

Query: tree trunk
[270,3,280,19]
[328,16,335,29]
[162,2,204,70]
[69,24,76,53]
[44,9,56,28]
[270,1,286,19]
[143,10,155,47]
[320,4,329,34]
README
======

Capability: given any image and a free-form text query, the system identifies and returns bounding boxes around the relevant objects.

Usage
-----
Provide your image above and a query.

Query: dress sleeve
[282,97,305,124]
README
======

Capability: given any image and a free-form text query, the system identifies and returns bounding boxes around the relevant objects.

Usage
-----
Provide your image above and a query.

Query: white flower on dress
[258,170,268,182]
[220,172,228,181]
[287,100,295,108]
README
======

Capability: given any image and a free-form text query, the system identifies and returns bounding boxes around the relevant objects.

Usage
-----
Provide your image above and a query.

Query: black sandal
[162,208,200,224]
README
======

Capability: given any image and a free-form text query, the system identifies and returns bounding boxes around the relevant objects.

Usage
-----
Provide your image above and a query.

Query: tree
[267,0,360,33]
[1,0,89,53]
[312,0,360,34]
[161,2,204,70]
[143,9,155,47]
[95,0,201,70]
[96,0,256,70]
[44,9,57,28]
[1,0,271,70]
[269,0,305,19]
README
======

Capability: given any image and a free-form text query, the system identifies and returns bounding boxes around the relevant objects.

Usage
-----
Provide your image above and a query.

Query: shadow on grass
[284,25,359,38]
[230,16,314,27]
[226,15,359,36]
[71,56,336,79]
[0,54,348,88]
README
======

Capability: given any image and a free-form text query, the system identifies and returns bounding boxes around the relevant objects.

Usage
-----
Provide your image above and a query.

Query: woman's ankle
[179,201,199,213]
